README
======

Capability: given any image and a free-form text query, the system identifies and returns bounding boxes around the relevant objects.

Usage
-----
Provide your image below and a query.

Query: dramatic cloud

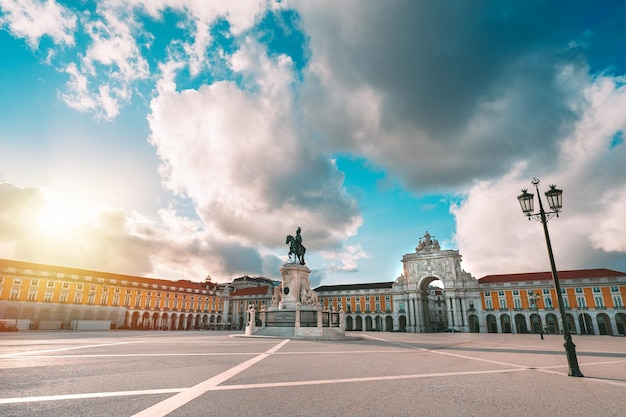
[453,74,626,277]
[0,182,283,280]
[149,37,362,252]
[296,1,596,190]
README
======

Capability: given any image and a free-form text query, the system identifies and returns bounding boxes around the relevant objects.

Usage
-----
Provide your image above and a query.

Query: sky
[1,0,626,287]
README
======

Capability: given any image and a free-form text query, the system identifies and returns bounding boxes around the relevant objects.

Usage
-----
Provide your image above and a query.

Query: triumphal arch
[392,232,482,332]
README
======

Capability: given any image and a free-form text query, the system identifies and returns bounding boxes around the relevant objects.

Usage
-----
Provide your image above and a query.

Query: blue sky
[1,1,626,286]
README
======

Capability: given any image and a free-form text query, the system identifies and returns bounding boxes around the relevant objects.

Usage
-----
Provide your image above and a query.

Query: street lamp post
[528,290,543,340]
[517,178,583,377]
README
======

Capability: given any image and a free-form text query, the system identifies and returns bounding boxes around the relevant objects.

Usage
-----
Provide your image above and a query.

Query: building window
[543,289,550,295]
[59,292,68,303]
[74,293,82,304]
[88,293,95,305]
[62,282,69,289]
[544,297,553,309]
[126,289,131,294]
[77,283,83,290]
[593,287,601,293]
[575,287,583,294]
[513,298,522,309]
[594,296,605,308]
[498,290,505,296]
[576,297,586,308]
[155,299,160,308]
[512,290,519,296]
[115,287,120,293]
[28,289,37,301]
[499,299,507,310]
[613,295,624,308]
[562,297,570,308]
[124,296,130,307]
[385,295,390,301]
[135,298,141,307]
[44,290,53,302]
[375,302,380,312]
[90,285,96,291]
[47,280,54,288]
[610,286,619,293]
[145,298,151,308]
[113,295,120,306]
[484,291,491,296]
[485,299,493,310]
[31,279,39,286]
[100,294,108,305]
[13,278,22,285]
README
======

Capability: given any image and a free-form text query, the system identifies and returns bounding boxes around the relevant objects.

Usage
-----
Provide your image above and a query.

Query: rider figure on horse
[286,227,306,265]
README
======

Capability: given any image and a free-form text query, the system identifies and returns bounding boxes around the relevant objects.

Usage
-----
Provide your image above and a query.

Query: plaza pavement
[0,330,625,417]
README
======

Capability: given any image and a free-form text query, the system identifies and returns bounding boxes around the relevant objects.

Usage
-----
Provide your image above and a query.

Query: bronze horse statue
[286,234,306,265]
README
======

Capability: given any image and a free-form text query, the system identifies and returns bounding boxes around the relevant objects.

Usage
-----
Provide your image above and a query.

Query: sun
[36,197,82,237]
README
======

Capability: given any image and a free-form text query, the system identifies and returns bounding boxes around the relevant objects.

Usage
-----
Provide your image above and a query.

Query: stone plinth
[241,263,356,340]
[278,263,316,310]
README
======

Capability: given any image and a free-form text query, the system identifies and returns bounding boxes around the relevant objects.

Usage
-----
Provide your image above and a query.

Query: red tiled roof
[479,268,625,284]
[230,286,271,296]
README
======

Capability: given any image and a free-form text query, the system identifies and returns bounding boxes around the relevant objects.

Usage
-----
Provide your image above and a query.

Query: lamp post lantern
[517,178,583,377]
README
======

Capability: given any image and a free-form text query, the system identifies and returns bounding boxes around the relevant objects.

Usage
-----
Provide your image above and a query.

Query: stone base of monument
[239,263,361,341]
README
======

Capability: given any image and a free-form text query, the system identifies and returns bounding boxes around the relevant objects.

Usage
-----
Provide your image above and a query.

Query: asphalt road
[1,330,625,417]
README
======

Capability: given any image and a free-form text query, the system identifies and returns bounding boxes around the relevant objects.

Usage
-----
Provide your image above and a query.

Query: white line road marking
[0,341,142,358]
[214,368,530,391]
[0,388,186,405]
[131,338,291,417]
[2,354,624,405]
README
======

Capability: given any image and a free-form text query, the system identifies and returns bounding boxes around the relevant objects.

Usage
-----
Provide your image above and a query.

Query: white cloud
[0,0,76,48]
[320,244,369,273]
[148,38,362,261]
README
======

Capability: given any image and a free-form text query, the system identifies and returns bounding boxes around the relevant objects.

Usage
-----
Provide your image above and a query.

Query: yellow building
[315,282,395,331]
[0,259,229,331]
[478,269,626,335]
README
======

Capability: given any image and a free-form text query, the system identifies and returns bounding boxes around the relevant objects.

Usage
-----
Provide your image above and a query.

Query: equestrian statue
[286,226,306,265]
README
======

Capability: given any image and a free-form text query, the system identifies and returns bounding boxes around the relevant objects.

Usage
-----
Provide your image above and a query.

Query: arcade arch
[394,232,481,333]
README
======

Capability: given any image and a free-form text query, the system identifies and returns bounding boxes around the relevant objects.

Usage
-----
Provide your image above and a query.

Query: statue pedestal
[242,263,353,340]
[279,263,313,310]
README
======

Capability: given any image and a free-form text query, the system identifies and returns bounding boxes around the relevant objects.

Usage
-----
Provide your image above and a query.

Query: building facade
[2,231,625,335]
[478,269,626,336]
[0,259,230,331]
[228,286,274,330]
[315,282,395,331]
